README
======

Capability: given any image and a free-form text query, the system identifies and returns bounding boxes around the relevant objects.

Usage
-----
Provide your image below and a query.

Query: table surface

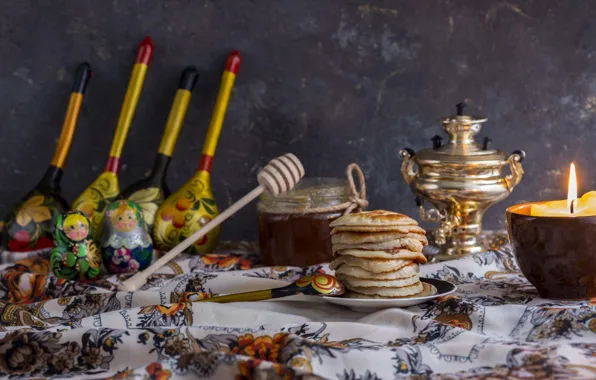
[1,233,595,379]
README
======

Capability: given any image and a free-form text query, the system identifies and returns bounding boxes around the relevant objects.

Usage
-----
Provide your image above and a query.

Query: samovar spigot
[415,196,460,245]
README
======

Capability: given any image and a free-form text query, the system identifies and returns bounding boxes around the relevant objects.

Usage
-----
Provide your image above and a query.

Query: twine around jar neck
[301,163,368,215]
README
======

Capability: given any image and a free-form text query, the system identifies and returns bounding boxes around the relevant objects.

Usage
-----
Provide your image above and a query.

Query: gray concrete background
[0,1,593,240]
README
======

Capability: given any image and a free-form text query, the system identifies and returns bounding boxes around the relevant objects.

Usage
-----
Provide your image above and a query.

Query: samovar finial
[456,101,466,116]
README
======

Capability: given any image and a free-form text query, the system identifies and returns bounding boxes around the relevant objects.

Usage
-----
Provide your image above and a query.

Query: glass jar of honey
[258,178,351,267]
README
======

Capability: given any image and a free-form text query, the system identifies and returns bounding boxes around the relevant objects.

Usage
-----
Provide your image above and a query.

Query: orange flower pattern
[4,272,52,304]
[137,303,193,327]
[106,362,171,380]
[200,254,254,271]
[0,238,595,378]
[9,257,50,274]
[236,359,294,380]
[231,333,287,362]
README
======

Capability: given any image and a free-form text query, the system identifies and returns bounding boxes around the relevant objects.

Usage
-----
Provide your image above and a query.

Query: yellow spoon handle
[157,67,198,157]
[50,63,92,169]
[106,37,154,173]
[198,50,241,173]
[198,289,272,303]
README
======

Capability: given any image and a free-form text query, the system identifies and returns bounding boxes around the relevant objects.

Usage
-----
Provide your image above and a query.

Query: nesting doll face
[63,213,90,242]
[102,200,152,274]
[107,201,142,233]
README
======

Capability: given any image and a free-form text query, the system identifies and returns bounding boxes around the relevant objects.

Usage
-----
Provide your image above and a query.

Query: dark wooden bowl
[506,202,596,300]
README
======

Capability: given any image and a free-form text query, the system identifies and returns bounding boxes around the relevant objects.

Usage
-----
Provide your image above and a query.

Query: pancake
[331,225,426,235]
[335,248,427,262]
[331,231,428,246]
[343,282,437,299]
[332,237,425,254]
[345,280,423,297]
[338,273,420,288]
[329,255,414,273]
[330,210,418,228]
[333,262,419,280]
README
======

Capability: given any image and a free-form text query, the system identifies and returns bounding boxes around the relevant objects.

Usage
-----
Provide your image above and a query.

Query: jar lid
[259,177,350,213]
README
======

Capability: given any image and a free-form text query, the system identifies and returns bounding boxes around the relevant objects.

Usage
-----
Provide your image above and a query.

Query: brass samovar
[399,103,525,261]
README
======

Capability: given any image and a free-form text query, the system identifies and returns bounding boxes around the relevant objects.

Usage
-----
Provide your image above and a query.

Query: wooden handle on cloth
[118,153,305,291]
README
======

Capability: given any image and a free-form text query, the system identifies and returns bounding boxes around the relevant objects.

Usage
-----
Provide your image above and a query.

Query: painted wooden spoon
[197,273,345,303]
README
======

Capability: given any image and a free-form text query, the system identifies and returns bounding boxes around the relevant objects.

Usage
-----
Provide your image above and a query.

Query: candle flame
[568,162,577,213]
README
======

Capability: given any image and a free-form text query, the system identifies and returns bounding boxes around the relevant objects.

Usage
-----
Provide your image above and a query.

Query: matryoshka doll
[102,200,153,273]
[50,211,102,281]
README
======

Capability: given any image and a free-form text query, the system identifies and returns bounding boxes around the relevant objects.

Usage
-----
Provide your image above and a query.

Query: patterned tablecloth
[0,233,595,379]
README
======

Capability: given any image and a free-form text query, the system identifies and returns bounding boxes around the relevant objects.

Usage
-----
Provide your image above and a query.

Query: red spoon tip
[135,36,154,65]
[225,50,241,74]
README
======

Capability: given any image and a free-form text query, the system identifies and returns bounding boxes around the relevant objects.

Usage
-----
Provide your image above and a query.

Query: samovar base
[430,233,486,262]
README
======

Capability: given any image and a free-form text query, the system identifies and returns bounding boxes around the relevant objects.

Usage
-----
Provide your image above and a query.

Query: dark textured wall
[0,1,594,240]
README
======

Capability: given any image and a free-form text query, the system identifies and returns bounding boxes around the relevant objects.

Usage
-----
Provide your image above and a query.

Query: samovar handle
[399,148,417,185]
[504,150,526,192]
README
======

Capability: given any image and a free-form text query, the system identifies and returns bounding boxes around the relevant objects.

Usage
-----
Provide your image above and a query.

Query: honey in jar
[258,178,351,267]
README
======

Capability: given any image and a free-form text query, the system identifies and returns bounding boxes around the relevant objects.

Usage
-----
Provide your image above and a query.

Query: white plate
[321,278,456,312]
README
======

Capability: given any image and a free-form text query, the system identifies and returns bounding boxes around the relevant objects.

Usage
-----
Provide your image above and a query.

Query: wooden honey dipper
[119,153,305,291]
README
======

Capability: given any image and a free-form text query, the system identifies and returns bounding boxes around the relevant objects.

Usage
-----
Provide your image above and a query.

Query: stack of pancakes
[329,210,433,299]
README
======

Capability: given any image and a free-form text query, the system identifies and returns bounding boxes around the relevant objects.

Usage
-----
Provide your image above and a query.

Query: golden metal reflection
[400,104,525,261]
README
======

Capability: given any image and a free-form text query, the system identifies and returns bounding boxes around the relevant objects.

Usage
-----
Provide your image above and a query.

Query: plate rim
[321,277,457,303]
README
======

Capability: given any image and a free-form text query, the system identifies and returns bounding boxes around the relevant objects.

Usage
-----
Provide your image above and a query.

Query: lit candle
[531,163,596,217]
[567,163,577,214]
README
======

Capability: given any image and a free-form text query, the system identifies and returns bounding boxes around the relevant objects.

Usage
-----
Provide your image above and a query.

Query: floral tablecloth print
[0,234,596,379]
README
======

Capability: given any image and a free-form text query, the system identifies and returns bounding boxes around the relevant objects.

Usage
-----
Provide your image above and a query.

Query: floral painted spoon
[197,273,345,303]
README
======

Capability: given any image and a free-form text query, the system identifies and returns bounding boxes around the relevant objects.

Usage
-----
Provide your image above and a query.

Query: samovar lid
[416,102,507,164]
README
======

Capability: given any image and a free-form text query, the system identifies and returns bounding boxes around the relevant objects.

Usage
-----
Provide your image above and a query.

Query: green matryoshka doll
[50,211,102,281]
